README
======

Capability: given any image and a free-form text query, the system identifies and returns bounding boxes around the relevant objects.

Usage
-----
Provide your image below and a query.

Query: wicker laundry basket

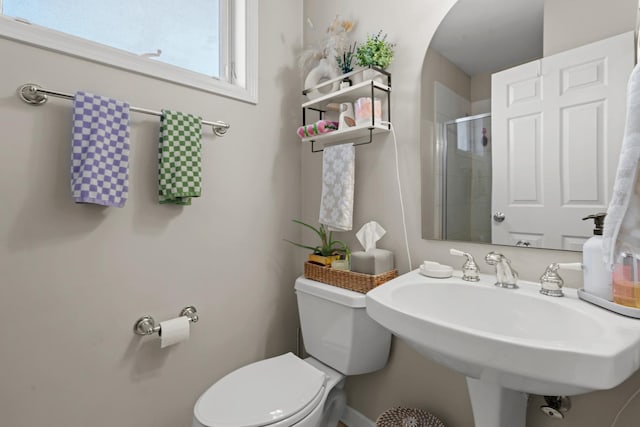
[375,407,445,427]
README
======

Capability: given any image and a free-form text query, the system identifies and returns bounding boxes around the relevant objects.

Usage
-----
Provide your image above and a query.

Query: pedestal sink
[366,270,640,427]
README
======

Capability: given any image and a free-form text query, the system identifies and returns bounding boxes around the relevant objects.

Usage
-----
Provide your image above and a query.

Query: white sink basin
[366,270,640,426]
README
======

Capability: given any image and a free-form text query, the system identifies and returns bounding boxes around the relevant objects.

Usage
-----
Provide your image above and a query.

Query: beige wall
[303,0,640,426]
[0,2,302,427]
[544,0,638,56]
[470,71,491,102]
[422,47,471,120]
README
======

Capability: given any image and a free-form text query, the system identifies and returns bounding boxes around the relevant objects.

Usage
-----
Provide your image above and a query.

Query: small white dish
[422,261,441,269]
[419,265,453,279]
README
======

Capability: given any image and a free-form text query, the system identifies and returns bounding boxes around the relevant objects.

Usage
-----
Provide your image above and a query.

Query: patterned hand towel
[158,110,203,205]
[71,91,130,207]
[297,120,339,138]
[319,143,355,231]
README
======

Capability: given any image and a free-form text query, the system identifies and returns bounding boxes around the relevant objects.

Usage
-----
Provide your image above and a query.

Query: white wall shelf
[302,80,390,110]
[301,124,390,144]
[301,67,391,153]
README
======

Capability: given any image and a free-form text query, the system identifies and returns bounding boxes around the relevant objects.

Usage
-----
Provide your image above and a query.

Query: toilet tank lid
[193,353,326,427]
[295,276,366,308]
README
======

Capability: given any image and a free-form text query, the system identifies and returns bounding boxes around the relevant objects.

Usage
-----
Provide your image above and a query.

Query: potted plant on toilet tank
[285,219,350,266]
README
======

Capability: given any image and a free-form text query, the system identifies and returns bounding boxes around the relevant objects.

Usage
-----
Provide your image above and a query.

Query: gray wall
[0,2,303,426]
[544,0,638,56]
[303,0,640,426]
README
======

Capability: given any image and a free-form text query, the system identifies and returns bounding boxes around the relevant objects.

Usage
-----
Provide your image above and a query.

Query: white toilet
[192,276,392,427]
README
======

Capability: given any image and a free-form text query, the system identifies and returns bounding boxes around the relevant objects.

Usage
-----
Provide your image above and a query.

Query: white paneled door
[491,31,634,250]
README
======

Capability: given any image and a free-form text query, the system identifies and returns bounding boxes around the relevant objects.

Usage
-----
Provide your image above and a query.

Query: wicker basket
[304,261,397,293]
[375,407,445,427]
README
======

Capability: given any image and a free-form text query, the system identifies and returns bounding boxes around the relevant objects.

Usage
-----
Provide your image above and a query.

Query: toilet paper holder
[133,306,199,336]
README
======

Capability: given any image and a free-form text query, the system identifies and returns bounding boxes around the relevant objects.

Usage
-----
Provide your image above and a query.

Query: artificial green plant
[285,219,350,257]
[355,31,395,69]
[336,42,357,74]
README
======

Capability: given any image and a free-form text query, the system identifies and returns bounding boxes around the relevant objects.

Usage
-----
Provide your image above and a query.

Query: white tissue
[159,316,190,348]
[356,221,386,252]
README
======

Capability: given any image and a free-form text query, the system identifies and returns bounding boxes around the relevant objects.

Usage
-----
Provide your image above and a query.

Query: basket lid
[295,276,367,308]
[375,407,446,427]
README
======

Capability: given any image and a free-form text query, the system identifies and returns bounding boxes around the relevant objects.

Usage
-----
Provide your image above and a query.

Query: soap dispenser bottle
[582,213,612,301]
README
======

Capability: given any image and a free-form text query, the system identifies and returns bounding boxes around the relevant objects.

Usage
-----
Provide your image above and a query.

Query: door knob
[493,212,506,223]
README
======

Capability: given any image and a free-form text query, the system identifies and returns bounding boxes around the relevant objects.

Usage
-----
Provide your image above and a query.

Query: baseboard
[341,405,375,427]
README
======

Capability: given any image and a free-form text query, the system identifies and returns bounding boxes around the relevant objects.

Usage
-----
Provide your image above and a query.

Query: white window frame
[0,0,258,104]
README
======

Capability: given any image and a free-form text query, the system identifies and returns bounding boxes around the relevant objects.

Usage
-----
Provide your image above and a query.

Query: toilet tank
[294,276,391,375]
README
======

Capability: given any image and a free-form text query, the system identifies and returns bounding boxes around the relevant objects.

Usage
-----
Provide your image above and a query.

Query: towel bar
[17,83,230,137]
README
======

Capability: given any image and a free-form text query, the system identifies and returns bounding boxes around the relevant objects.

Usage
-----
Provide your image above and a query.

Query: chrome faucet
[485,252,518,289]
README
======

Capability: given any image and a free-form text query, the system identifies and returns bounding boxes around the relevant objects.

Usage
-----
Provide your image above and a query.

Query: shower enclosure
[441,113,492,242]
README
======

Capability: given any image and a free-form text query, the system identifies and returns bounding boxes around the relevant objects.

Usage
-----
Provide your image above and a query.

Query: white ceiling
[430,0,544,76]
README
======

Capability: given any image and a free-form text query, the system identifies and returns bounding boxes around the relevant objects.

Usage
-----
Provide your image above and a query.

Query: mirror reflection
[421,0,637,251]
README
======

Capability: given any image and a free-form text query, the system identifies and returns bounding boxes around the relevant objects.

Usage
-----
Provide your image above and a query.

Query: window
[0,0,258,103]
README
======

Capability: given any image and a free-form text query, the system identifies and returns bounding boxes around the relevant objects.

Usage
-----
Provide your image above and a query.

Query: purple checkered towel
[71,91,131,208]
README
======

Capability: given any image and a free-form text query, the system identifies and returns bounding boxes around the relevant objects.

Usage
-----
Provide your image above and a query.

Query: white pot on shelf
[362,67,385,84]
[339,78,352,90]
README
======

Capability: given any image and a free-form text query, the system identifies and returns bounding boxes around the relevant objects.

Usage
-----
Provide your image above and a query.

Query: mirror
[421,0,638,251]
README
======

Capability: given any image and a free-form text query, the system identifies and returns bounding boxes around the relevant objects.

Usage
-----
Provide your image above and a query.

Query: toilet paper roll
[159,316,190,348]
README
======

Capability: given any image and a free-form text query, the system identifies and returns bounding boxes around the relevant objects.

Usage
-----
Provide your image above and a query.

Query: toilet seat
[193,353,327,427]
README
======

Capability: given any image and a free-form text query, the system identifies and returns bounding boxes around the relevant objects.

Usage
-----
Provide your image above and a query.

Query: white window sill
[0,15,258,104]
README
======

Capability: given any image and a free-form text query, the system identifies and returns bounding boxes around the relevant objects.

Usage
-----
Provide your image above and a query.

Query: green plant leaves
[355,31,395,69]
[285,219,350,257]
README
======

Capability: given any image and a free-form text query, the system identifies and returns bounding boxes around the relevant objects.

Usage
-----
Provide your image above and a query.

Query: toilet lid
[194,353,327,427]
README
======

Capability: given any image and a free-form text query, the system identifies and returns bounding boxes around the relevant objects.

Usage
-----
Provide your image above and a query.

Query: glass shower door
[442,113,492,242]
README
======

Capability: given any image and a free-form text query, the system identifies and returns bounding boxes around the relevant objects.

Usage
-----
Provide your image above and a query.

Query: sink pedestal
[466,378,527,427]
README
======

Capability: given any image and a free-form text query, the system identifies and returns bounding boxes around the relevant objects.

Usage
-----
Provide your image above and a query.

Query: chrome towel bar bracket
[17,83,230,137]
[133,306,199,336]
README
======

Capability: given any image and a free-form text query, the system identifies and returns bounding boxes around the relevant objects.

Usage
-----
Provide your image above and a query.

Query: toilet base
[299,357,346,427]
[318,388,347,427]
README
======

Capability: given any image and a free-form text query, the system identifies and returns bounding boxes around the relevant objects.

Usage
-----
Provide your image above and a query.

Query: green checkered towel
[158,110,202,205]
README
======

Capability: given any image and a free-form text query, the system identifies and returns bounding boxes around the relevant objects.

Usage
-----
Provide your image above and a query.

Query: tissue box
[350,249,395,275]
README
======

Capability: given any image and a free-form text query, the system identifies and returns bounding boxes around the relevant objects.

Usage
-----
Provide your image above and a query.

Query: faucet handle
[539,262,582,297]
[450,249,480,282]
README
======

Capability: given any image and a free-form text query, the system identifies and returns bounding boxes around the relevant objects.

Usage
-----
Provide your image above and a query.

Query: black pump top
[582,213,607,236]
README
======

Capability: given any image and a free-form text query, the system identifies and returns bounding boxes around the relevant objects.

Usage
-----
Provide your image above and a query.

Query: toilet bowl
[192,354,345,427]
[192,277,391,427]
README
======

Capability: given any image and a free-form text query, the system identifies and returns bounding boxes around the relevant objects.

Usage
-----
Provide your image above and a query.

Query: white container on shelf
[354,97,382,126]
